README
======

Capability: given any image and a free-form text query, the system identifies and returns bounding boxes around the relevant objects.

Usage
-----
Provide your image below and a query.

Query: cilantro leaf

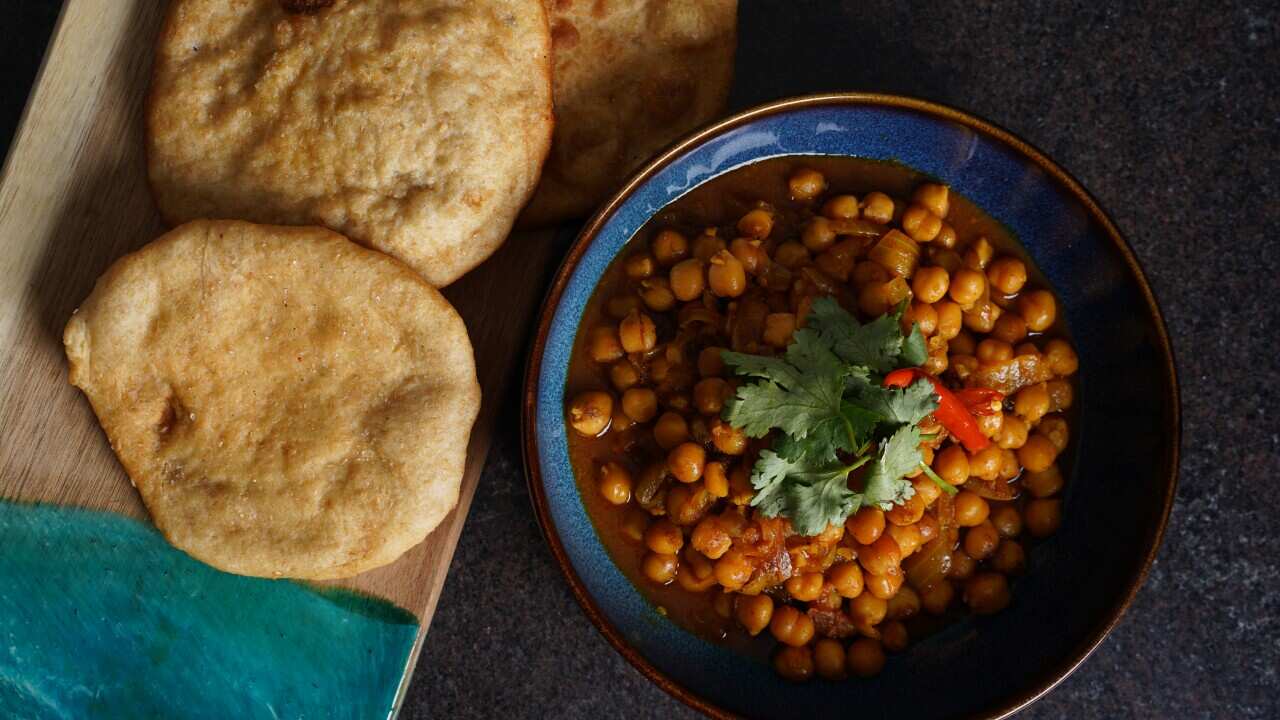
[862,425,924,509]
[807,296,903,373]
[722,329,851,451]
[786,471,860,536]
[747,449,799,518]
[849,378,939,427]
[901,322,928,366]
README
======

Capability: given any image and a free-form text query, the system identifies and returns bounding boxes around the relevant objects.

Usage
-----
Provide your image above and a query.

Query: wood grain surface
[0,0,563,708]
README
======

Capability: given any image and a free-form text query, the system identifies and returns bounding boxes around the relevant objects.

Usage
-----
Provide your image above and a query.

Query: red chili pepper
[953,388,1006,416]
[882,368,995,453]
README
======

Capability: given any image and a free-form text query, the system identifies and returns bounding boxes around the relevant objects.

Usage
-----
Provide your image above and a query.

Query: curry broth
[564,156,1073,653]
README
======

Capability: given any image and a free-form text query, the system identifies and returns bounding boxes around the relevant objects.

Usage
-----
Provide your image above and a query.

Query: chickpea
[947,550,976,581]
[950,354,980,379]
[644,518,684,555]
[912,475,942,508]
[785,572,825,602]
[963,300,1002,335]
[996,414,1029,450]
[901,204,942,242]
[801,216,837,252]
[848,261,886,290]
[692,231,725,263]
[963,521,1000,561]
[729,237,769,275]
[774,645,815,683]
[954,490,990,527]
[1018,290,1057,332]
[700,252,746,300]
[857,282,893,318]
[620,507,649,543]
[930,247,963,274]
[947,331,975,356]
[987,256,1028,295]
[992,312,1029,343]
[923,347,949,375]
[737,208,774,239]
[619,387,657,424]
[976,338,1014,365]
[904,301,938,336]
[964,572,1011,615]
[827,561,865,599]
[933,445,970,487]
[866,570,905,600]
[735,593,774,635]
[968,445,1002,482]
[697,346,726,377]
[1025,498,1063,538]
[687,378,724,417]
[990,505,1023,538]
[998,447,1021,481]
[701,462,729,500]
[886,585,921,621]
[789,167,827,202]
[597,462,632,505]
[886,493,926,526]
[691,516,731,559]
[1023,464,1064,498]
[1039,415,1070,452]
[669,258,705,302]
[846,638,886,678]
[1014,383,1051,424]
[667,442,706,483]
[710,418,747,455]
[963,237,994,271]
[610,402,633,432]
[948,268,986,307]
[975,412,1004,442]
[913,183,950,218]
[668,483,711,526]
[920,580,955,615]
[881,620,910,653]
[714,549,754,590]
[911,266,949,304]
[642,552,678,584]
[887,523,924,558]
[858,534,902,576]
[846,506,885,545]
[770,605,816,647]
[608,361,638,392]
[652,229,689,266]
[625,252,656,280]
[638,277,676,312]
[992,540,1026,575]
[568,391,613,437]
[587,325,624,363]
[618,310,657,353]
[916,513,941,544]
[861,191,895,224]
[774,242,811,269]
[1044,338,1079,376]
[849,592,888,627]
[822,194,860,219]
[934,222,958,249]
[676,561,718,592]
[1018,433,1059,473]
[933,301,962,340]
[763,313,797,348]
[812,638,847,680]
[727,464,754,505]
[653,411,689,450]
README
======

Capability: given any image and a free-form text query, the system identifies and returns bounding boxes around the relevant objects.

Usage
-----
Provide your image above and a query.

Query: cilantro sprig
[721,297,944,536]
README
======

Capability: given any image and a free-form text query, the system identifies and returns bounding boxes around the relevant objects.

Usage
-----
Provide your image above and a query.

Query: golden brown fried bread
[63,220,481,579]
[519,0,737,227]
[147,0,554,287]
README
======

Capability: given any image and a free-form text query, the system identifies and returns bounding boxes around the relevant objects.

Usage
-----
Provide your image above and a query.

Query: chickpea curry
[564,157,1077,683]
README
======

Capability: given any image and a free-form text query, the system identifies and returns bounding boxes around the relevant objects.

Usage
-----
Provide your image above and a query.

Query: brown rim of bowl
[521,92,1181,720]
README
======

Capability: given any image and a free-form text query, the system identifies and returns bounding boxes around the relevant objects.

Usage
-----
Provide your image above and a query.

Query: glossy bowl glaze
[523,94,1179,719]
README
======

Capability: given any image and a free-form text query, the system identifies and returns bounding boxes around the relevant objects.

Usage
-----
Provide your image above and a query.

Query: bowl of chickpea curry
[525,94,1178,719]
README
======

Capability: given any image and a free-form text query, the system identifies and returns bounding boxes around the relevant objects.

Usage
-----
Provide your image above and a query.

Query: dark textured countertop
[4,2,1277,718]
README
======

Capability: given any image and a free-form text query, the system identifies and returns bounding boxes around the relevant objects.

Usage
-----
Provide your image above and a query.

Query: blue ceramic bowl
[523,94,1179,719]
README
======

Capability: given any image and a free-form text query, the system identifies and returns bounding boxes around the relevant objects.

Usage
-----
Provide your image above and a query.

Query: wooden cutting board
[0,0,563,714]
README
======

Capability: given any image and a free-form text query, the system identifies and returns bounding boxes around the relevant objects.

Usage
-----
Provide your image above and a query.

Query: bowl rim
[520,91,1181,720]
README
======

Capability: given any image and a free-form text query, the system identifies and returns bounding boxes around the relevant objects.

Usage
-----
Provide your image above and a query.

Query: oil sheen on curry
[564,157,1077,683]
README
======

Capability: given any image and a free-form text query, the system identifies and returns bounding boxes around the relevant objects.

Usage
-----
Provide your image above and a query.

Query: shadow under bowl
[523,93,1179,720]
